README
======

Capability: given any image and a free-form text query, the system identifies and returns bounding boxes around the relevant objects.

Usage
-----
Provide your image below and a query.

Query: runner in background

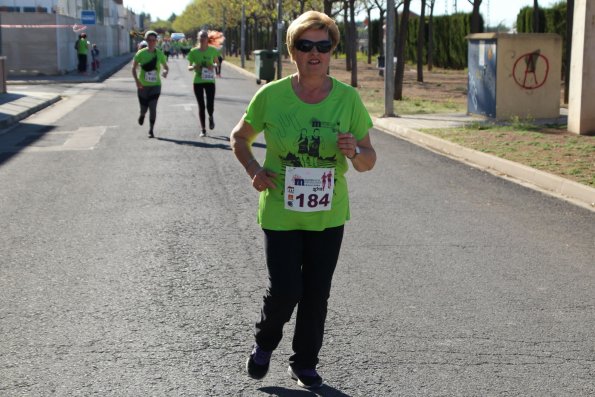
[132,31,169,139]
[187,30,224,137]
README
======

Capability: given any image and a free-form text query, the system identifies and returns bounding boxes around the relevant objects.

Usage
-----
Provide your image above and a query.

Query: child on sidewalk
[91,44,100,73]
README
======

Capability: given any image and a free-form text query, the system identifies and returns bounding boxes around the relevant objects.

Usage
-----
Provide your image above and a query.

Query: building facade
[0,0,142,75]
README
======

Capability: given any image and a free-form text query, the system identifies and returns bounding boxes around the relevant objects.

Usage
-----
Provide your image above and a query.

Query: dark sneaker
[288,366,323,389]
[148,131,154,138]
[246,345,271,380]
[138,114,145,126]
[200,130,207,137]
[209,116,215,130]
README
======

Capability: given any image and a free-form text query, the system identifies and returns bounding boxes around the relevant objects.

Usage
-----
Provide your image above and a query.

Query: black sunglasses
[294,39,333,53]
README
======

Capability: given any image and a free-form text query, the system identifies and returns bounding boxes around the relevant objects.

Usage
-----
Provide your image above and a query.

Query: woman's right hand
[251,167,277,192]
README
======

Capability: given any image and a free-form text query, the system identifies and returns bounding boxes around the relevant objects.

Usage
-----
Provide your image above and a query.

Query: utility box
[467,33,562,119]
[253,49,277,85]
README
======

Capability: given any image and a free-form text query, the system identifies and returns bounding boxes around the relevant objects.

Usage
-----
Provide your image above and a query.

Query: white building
[0,0,139,75]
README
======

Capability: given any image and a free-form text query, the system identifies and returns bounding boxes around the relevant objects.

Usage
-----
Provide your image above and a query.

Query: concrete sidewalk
[1,56,593,211]
[0,53,133,129]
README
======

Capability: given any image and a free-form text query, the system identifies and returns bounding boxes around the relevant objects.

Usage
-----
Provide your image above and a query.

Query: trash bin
[253,49,278,85]
[467,33,562,119]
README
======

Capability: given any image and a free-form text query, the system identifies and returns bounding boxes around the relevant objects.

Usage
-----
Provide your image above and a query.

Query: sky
[123,0,563,28]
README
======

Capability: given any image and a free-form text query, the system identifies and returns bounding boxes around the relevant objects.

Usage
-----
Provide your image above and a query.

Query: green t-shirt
[134,48,167,87]
[77,39,89,55]
[244,75,372,231]
[187,46,219,84]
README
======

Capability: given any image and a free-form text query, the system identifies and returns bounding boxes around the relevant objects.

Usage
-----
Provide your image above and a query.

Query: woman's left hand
[337,132,377,172]
[337,132,358,159]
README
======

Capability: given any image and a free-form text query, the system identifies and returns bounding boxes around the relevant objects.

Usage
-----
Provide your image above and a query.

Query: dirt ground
[328,57,469,108]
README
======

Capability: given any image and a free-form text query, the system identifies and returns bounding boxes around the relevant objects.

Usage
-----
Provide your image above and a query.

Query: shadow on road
[156,136,232,150]
[0,123,56,167]
[259,385,352,397]
[156,135,267,151]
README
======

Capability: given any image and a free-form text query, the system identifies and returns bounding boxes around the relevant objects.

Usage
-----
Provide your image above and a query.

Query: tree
[533,0,540,32]
[150,19,173,33]
[347,0,358,86]
[467,0,482,33]
[427,0,436,71]
[416,0,426,82]
[362,0,377,64]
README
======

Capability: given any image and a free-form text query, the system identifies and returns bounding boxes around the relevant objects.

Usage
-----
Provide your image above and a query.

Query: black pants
[137,85,161,131]
[193,83,215,130]
[255,226,344,369]
[77,54,87,72]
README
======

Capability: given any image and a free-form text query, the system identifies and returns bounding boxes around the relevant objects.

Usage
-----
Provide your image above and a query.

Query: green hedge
[366,1,567,71]
[400,12,480,69]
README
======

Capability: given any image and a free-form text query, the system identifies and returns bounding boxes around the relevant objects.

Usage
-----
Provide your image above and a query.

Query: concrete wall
[1,12,131,76]
[495,33,562,120]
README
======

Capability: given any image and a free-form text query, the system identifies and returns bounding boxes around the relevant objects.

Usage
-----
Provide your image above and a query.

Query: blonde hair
[286,11,339,61]
[198,30,225,48]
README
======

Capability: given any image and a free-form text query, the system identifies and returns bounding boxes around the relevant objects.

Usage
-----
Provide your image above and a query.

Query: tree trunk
[470,0,482,33]
[349,0,358,87]
[417,0,426,82]
[533,0,540,32]
[427,0,435,71]
[394,0,410,100]
[324,0,333,16]
[344,2,351,71]
[367,8,372,64]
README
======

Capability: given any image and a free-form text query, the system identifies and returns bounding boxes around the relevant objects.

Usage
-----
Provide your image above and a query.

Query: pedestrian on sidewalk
[230,10,376,390]
[132,30,169,139]
[75,33,89,74]
[91,44,100,73]
[187,30,224,137]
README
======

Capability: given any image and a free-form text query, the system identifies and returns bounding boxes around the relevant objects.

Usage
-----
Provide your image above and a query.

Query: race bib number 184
[284,167,334,212]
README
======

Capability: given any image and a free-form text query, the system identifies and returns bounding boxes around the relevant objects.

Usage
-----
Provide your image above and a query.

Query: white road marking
[170,103,197,112]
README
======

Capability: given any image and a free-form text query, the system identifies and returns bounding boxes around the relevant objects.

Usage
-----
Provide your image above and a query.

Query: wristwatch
[347,146,361,160]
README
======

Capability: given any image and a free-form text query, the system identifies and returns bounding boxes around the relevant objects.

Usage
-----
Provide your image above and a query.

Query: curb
[0,94,61,130]
[373,116,595,212]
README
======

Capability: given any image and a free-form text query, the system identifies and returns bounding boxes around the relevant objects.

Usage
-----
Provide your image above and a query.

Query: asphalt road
[1,58,594,396]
